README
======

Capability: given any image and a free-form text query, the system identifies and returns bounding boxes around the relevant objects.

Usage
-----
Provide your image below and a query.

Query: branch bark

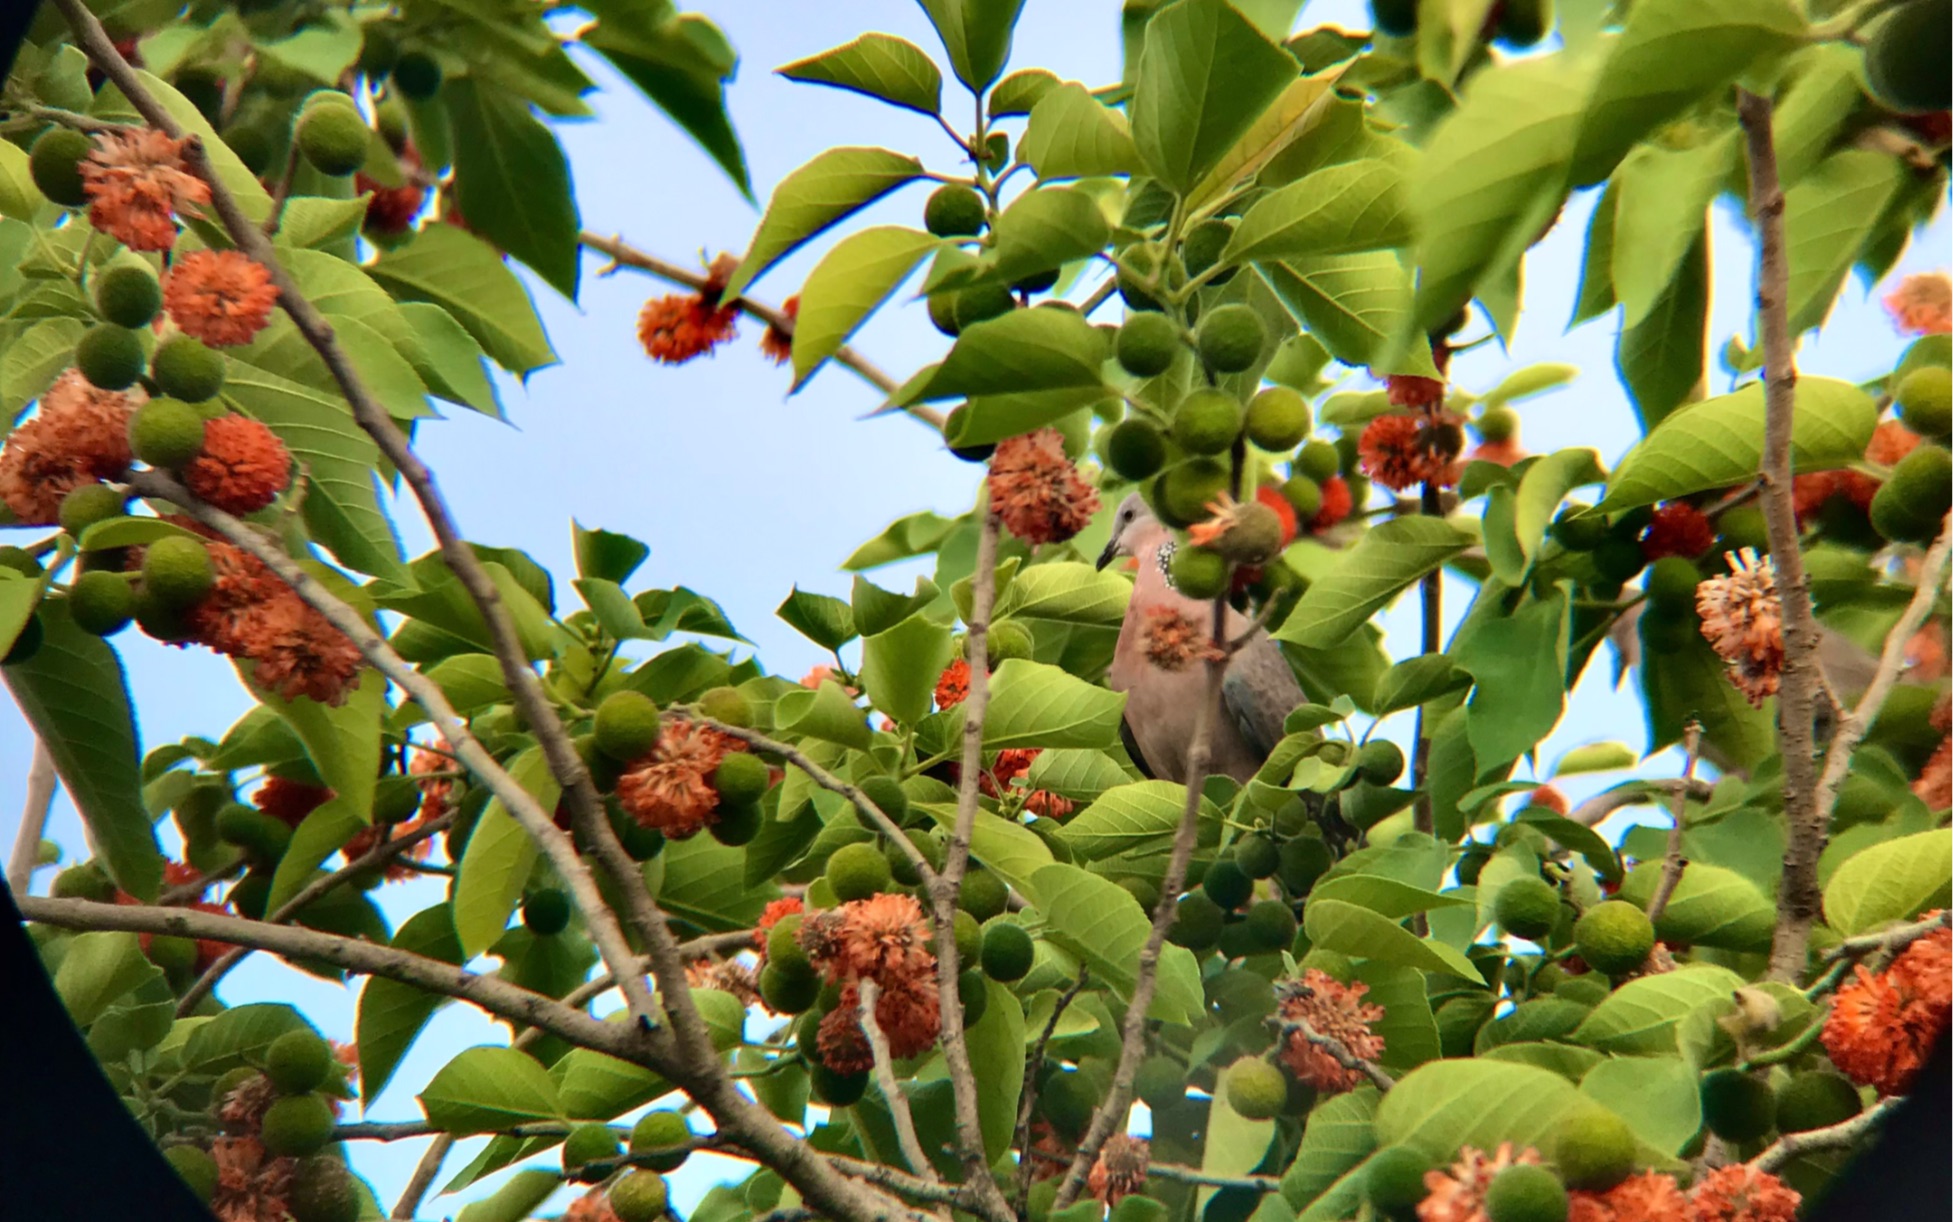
[1750,1096,1900,1173]
[6,739,58,895]
[1644,721,1703,925]
[1735,88,1827,984]
[1270,1018,1395,1093]
[1567,778,1718,828]
[1411,480,1443,839]
[858,979,941,1189]
[1014,969,1090,1214]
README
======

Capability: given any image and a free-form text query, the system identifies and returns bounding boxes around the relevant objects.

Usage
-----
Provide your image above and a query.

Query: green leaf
[1025,749,1132,801]
[1020,81,1141,180]
[776,587,856,650]
[1030,863,1203,1021]
[1129,0,1299,195]
[1375,1059,1584,1161]
[1603,377,1879,510]
[555,1047,673,1120]
[395,302,504,418]
[1280,1087,1379,1212]
[1064,780,1213,860]
[1370,656,1473,716]
[574,522,650,586]
[915,0,1028,91]
[452,748,560,959]
[368,223,557,374]
[845,510,960,570]
[1225,159,1412,264]
[1457,590,1570,777]
[1640,626,1775,771]
[1580,1057,1701,1155]
[1612,130,1741,327]
[946,386,1109,449]
[967,978,1026,1158]
[1773,45,1864,186]
[1303,899,1484,983]
[974,187,1113,286]
[357,904,464,1104]
[260,666,386,912]
[5,600,159,900]
[1,318,86,419]
[1508,448,1605,577]
[274,195,371,252]
[1572,965,1746,1055]
[0,141,46,221]
[582,15,749,198]
[773,681,873,751]
[420,1046,564,1133]
[54,932,160,1026]
[989,68,1061,116]
[1261,254,1419,370]
[136,69,272,222]
[1618,228,1709,430]
[727,148,926,299]
[851,574,939,637]
[655,835,779,930]
[1355,961,1441,1072]
[182,1002,309,1072]
[995,562,1131,626]
[1572,183,1619,326]
[917,802,1057,902]
[1822,830,1952,936]
[455,1171,562,1222]
[1275,517,1475,650]
[1515,807,1622,882]
[791,225,940,388]
[914,306,1111,401]
[1618,860,1775,950]
[777,33,943,116]
[1553,742,1638,776]
[859,614,954,726]
[1572,0,1807,186]
[984,658,1125,750]
[1185,73,1345,214]
[1782,150,1906,335]
[445,79,580,300]
[256,10,361,83]
[1308,876,1474,920]
[1198,1088,1277,1214]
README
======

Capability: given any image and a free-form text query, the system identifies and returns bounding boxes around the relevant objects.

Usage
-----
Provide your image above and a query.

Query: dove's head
[1097,492,1171,571]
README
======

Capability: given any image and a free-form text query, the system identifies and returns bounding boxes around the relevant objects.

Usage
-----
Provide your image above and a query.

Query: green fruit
[1495,877,1560,941]
[69,571,135,637]
[29,127,91,208]
[95,265,162,329]
[713,751,769,807]
[1202,858,1253,909]
[766,915,812,974]
[1244,899,1298,950]
[393,51,443,99]
[1866,0,1951,113]
[1295,439,1341,483]
[858,775,910,829]
[1554,1108,1635,1191]
[1135,1055,1185,1111]
[924,184,987,237]
[759,962,819,1013]
[77,324,145,391]
[1775,1071,1862,1134]
[1278,836,1332,894]
[1358,739,1406,786]
[1485,1164,1567,1222]
[151,335,227,402]
[296,104,369,176]
[811,1062,867,1105]
[955,282,1016,330]
[828,841,893,902]
[1117,312,1182,377]
[52,861,115,901]
[1181,218,1237,285]
[217,802,291,861]
[145,934,197,978]
[260,1093,335,1157]
[1233,833,1279,879]
[1550,508,1608,552]
[1716,505,1771,556]
[1173,389,1243,456]
[1014,267,1061,295]
[1700,1069,1777,1143]
[951,908,983,963]
[1170,544,1230,600]
[1112,1196,1170,1222]
[1370,0,1419,36]
[265,1029,333,1094]
[229,870,273,919]
[1572,901,1655,976]
[608,1170,670,1222]
[522,887,571,935]
[1039,1070,1098,1140]
[959,867,1010,920]
[1117,875,1158,910]
[1246,387,1311,451]
[163,1145,219,1202]
[594,691,661,761]
[562,1122,621,1177]
[1643,556,1702,613]
[943,404,996,462]
[1281,474,1322,520]
[1366,1144,1433,1216]
[959,965,990,1024]
[981,920,1035,981]
[1117,244,1169,312]
[1870,443,1953,544]
[629,1109,691,1171]
[1168,891,1225,949]
[0,547,41,577]
[1195,304,1268,374]
[142,536,215,609]
[927,291,961,337]
[1475,405,1520,445]
[697,685,753,727]
[1897,367,1953,440]
[1155,457,1230,527]
[1592,536,1647,584]
[989,619,1034,662]
[1107,418,1169,481]
[58,483,124,536]
[1494,0,1554,47]
[130,398,207,468]
[287,1156,359,1222]
[1222,1057,1287,1120]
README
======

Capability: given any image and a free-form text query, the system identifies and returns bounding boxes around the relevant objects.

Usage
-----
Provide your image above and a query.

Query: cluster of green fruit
[162,1029,363,1222]
[555,1111,681,1220]
[1698,1065,1866,1146]
[1361,1109,1637,1222]
[0,522,225,663]
[36,257,229,402]
[583,687,773,853]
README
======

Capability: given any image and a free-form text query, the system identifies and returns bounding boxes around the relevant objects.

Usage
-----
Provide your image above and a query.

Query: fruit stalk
[1643,721,1703,925]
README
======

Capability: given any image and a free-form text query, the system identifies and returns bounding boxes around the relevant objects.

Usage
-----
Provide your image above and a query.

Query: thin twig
[857,979,940,1188]
[5,740,58,894]
[160,859,245,906]
[1567,778,1718,828]
[1644,721,1703,925]
[1270,1017,1395,1093]
[1014,970,1091,1214]
[1145,1163,1283,1192]
[389,1134,453,1220]
[1750,1096,1900,1173]
[262,141,300,236]
[1802,909,1953,999]
[1411,479,1444,841]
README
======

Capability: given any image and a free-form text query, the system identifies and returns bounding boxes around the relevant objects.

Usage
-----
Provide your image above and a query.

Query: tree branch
[1750,1096,1900,1173]
[1269,1017,1395,1093]
[1145,1163,1283,1192]
[6,739,57,895]
[858,979,940,1188]
[1412,479,1443,839]
[1644,721,1703,925]
[1735,88,1826,983]
[1568,778,1718,828]
[1802,909,1953,998]
[1014,970,1091,1213]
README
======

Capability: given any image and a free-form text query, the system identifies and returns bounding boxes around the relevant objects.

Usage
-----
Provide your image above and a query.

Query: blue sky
[3,0,1947,1214]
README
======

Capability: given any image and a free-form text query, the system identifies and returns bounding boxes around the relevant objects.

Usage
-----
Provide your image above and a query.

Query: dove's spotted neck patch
[1157,539,1177,591]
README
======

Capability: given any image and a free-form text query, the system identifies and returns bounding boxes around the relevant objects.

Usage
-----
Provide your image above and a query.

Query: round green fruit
[989,618,1034,662]
[163,1145,219,1202]
[1775,1071,1862,1134]
[1278,836,1332,894]
[1117,244,1169,312]
[287,1156,359,1222]
[710,800,761,847]
[142,536,216,609]
[151,335,227,402]
[608,1170,670,1222]
[1870,443,1953,544]
[1246,387,1311,451]
[264,1028,333,1094]
[1202,858,1253,909]
[943,405,995,463]
[827,841,893,902]
[58,483,125,536]
[759,962,819,1013]
[713,751,770,806]
[1716,505,1770,556]
[1495,876,1560,941]
[229,870,273,919]
[811,1062,867,1105]
[1155,457,1230,527]
[562,1122,622,1178]
[1294,438,1341,483]
[1554,1108,1636,1191]
[1485,1164,1567,1222]
[594,691,661,762]
[1106,418,1168,481]
[1222,1057,1288,1121]
[1173,388,1245,455]
[766,915,812,975]
[1358,739,1406,786]
[858,775,910,828]
[959,965,990,1024]
[260,1093,335,1157]
[217,803,291,862]
[1550,508,1608,552]
[1244,899,1297,951]
[697,684,753,727]
[1281,474,1322,520]
[1370,0,1419,36]
[95,265,162,329]
[629,1109,692,1171]
[1572,901,1655,976]
[1233,833,1279,879]
[1366,1143,1433,1216]
[1039,1070,1098,1140]
[1700,1068,1777,1143]
[954,282,1016,331]
[1866,0,1951,113]
[29,127,92,208]
[952,909,983,963]
[1897,367,1953,440]
[1592,536,1647,583]
[130,398,207,468]
[52,861,115,902]
[959,867,1009,920]
[1643,556,1702,613]
[1196,304,1268,374]
[1476,405,1520,444]
[1116,312,1182,378]
[1169,891,1225,949]
[981,920,1035,981]
[77,324,145,391]
[927,291,961,337]
[1181,218,1237,285]
[522,887,571,935]
[393,51,443,99]
[924,184,987,238]
[1135,1055,1185,1111]
[1170,544,1230,600]
[69,570,135,637]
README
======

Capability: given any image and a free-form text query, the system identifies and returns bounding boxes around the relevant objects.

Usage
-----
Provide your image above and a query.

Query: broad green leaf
[583,14,749,197]
[54,932,160,1026]
[0,572,39,666]
[1275,517,1475,650]
[1618,229,1709,428]
[1304,899,1484,982]
[1370,656,1472,716]
[1129,0,1299,195]
[791,225,939,387]
[1025,749,1133,800]
[917,802,1056,902]
[1553,742,1638,776]
[914,306,1111,401]
[1375,1059,1584,1160]
[574,522,650,586]
[455,1171,561,1222]
[1225,159,1412,263]
[1308,876,1474,920]
[395,302,504,418]
[1572,0,1807,185]
[774,680,873,751]
[1198,1089,1277,1214]
[776,587,857,650]
[1507,448,1605,577]
[1356,961,1442,1073]
[657,836,780,931]
[452,748,560,959]
[915,0,1026,91]
[727,148,926,299]
[0,141,45,220]
[1603,377,1878,510]
[777,33,943,116]
[1280,1087,1379,1212]
[1572,965,1746,1055]
[1184,72,1342,213]
[446,79,581,299]
[1515,807,1622,883]
[368,223,557,374]
[1822,830,1952,936]
[1261,255,1413,368]
[255,9,361,82]
[973,187,1112,286]
[5,600,159,900]
[357,905,464,1105]
[182,1003,311,1072]
[556,1047,673,1119]
[967,979,1026,1158]
[995,562,1131,625]
[1573,184,1619,325]
[420,1046,564,1134]
[274,195,371,251]
[946,386,1109,449]
[261,667,387,912]
[1580,1057,1701,1155]
[989,67,1060,116]
[1029,863,1203,1021]
[859,614,954,726]
[1020,81,1141,180]
[1457,590,1569,777]
[1063,780,1212,860]
[1,318,86,418]
[984,658,1125,750]
[1612,129,1740,327]
[1773,45,1864,185]
[1618,860,1775,950]
[851,574,939,637]
[1641,624,1774,771]
[137,69,272,221]
[1782,150,1906,335]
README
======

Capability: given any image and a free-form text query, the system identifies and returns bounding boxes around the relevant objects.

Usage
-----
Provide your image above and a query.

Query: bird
[1097,492,1307,784]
